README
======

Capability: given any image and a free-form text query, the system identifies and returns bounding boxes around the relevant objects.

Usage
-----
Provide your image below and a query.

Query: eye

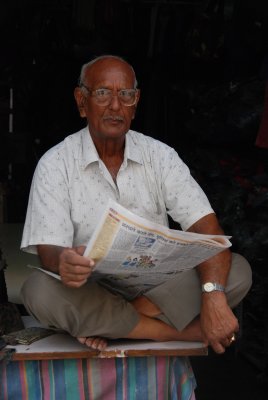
[120,89,135,98]
[95,88,111,97]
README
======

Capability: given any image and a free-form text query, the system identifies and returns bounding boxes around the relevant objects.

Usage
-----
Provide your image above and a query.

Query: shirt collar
[80,126,144,169]
[125,130,143,165]
[80,126,100,169]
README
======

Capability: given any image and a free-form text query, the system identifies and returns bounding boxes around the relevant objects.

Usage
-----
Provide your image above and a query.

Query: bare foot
[77,336,108,350]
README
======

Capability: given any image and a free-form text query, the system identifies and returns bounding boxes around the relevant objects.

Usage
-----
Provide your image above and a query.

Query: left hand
[59,246,94,288]
[200,291,239,354]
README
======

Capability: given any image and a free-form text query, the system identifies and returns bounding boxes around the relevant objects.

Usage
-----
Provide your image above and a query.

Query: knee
[21,272,40,309]
[229,253,252,299]
[20,271,56,325]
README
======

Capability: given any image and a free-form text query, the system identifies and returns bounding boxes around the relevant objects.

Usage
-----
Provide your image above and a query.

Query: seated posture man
[21,55,252,354]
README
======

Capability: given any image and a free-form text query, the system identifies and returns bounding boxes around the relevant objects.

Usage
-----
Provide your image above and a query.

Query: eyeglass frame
[79,83,139,107]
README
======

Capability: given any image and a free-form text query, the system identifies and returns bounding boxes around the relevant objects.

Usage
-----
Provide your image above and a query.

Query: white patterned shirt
[21,127,214,254]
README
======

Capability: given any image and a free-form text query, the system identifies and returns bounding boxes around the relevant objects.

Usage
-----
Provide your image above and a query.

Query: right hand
[59,246,95,288]
[200,291,239,354]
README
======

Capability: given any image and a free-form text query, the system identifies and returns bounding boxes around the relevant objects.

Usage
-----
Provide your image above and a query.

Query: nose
[108,93,121,110]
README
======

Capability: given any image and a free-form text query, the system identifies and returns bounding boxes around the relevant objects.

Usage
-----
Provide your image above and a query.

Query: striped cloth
[0,356,196,400]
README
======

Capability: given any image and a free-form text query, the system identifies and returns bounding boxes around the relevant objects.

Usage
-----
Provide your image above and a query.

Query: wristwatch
[202,282,225,293]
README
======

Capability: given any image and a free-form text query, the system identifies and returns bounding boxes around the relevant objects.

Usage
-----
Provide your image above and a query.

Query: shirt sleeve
[21,153,74,254]
[160,147,214,231]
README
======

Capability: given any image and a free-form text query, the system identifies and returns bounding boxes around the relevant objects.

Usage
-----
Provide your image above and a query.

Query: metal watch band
[201,282,225,293]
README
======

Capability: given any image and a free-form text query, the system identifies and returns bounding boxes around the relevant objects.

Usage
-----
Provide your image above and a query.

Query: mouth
[103,116,124,124]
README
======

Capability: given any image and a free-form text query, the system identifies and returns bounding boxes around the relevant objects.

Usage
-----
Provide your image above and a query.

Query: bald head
[74,54,140,142]
[78,55,138,89]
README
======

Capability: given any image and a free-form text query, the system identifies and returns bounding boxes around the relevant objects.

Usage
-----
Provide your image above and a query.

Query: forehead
[84,58,135,88]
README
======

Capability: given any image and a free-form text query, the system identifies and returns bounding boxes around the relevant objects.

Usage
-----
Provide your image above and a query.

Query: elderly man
[21,55,252,354]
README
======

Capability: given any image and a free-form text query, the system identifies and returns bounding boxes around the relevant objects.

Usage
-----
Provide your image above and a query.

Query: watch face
[204,282,214,292]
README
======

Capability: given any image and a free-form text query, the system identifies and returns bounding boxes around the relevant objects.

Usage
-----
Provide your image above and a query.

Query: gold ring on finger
[230,334,235,343]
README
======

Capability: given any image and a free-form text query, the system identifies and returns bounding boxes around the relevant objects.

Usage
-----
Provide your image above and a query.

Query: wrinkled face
[74,58,140,142]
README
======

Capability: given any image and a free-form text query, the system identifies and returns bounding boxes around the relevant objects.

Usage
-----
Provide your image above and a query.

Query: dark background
[0,0,268,398]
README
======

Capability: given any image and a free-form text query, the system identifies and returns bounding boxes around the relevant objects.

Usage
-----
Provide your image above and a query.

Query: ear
[74,87,87,118]
[132,89,140,120]
[132,107,137,120]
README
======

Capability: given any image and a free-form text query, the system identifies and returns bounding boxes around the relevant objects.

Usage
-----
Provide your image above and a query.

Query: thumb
[74,245,86,256]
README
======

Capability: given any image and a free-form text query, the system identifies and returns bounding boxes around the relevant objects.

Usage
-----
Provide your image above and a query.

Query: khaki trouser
[21,253,252,338]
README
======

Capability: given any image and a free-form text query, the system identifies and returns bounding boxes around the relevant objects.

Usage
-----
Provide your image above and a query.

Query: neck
[94,137,125,159]
[93,137,125,181]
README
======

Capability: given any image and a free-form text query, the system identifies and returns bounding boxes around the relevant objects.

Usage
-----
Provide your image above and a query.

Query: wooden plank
[9,346,208,361]
[2,333,208,361]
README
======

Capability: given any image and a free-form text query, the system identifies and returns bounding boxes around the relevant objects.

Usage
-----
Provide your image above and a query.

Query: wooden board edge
[2,346,208,361]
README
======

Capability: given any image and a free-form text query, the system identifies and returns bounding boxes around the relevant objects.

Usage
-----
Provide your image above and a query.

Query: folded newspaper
[31,199,232,300]
[83,199,231,299]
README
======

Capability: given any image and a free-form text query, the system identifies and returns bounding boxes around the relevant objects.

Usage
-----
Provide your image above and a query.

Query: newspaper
[83,199,232,300]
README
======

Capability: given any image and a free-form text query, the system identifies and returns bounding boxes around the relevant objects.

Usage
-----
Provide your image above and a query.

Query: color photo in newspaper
[83,199,232,299]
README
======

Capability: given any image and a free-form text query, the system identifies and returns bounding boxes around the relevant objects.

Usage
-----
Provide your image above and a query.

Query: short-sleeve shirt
[21,127,214,254]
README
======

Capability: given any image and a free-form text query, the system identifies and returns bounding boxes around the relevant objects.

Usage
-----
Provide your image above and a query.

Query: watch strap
[202,282,225,293]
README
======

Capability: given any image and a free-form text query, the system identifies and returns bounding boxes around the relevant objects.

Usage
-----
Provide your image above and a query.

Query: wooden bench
[0,224,207,399]
[0,316,207,399]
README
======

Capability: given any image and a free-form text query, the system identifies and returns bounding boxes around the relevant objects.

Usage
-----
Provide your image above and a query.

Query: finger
[61,264,93,277]
[61,249,93,268]
[222,338,232,348]
[75,246,86,255]
[211,341,226,354]
[69,255,94,268]
[228,334,236,344]
[63,269,92,280]
[62,279,88,288]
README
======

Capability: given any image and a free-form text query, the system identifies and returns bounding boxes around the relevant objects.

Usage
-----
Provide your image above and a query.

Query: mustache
[103,115,124,122]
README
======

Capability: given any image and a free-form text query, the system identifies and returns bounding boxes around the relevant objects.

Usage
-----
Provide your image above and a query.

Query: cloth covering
[0,356,196,400]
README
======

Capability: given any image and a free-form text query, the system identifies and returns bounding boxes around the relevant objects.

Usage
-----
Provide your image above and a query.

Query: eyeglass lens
[94,89,136,106]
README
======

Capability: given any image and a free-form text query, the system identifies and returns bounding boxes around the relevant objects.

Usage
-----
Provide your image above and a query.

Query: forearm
[187,213,231,286]
[197,249,231,287]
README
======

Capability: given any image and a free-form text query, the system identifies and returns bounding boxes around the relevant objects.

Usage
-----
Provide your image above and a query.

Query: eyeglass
[80,84,138,106]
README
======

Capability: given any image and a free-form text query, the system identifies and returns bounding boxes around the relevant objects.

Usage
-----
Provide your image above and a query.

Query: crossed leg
[75,253,252,350]
[21,253,252,351]
[78,296,203,350]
